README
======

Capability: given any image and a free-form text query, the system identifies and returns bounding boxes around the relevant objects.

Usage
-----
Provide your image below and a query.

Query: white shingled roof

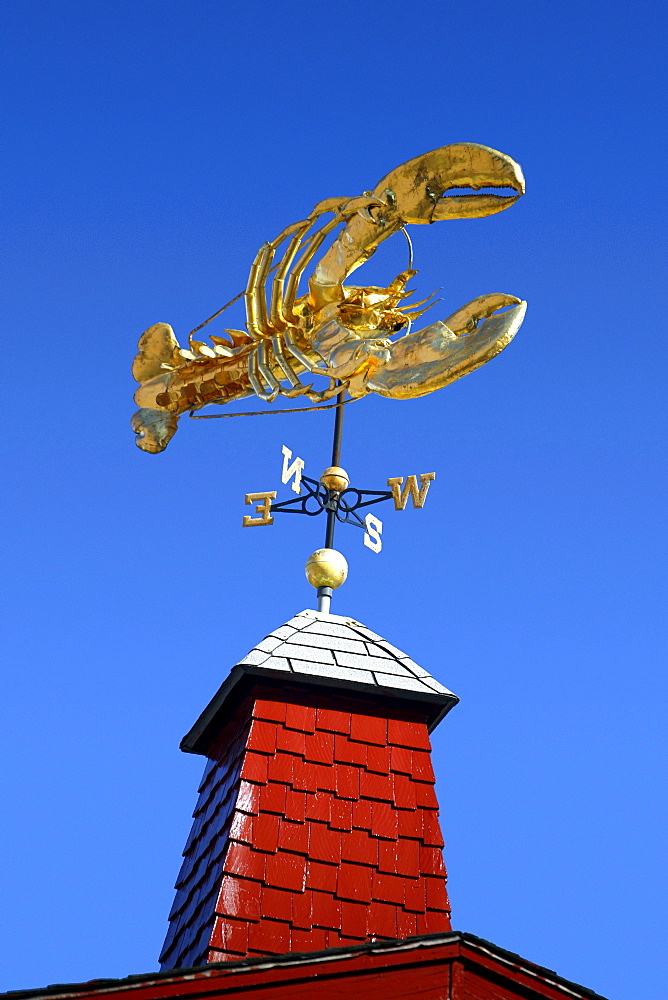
[182,610,458,752]
[237,609,456,700]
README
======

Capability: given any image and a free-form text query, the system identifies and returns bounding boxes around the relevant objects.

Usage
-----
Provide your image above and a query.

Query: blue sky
[2,1,666,997]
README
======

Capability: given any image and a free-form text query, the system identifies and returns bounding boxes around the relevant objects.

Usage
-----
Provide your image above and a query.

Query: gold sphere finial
[320,466,349,493]
[305,548,348,590]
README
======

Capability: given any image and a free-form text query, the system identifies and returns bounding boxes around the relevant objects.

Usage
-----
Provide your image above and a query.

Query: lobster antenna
[189,396,358,420]
[400,227,414,269]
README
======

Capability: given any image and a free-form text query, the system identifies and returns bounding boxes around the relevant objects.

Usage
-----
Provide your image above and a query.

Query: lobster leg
[246,199,354,341]
[269,198,349,331]
[284,329,333,376]
[248,346,277,401]
[253,335,340,404]
[256,342,281,401]
[246,213,329,340]
[281,216,345,325]
[245,242,274,340]
[302,377,344,404]
[269,226,312,330]
[271,334,314,398]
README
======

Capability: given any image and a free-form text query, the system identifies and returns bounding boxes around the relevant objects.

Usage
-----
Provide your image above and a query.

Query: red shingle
[308,821,341,863]
[247,719,278,754]
[265,850,306,891]
[304,730,334,764]
[341,828,378,867]
[372,870,405,905]
[403,877,426,913]
[325,929,344,948]
[215,875,261,921]
[421,809,445,847]
[414,781,439,809]
[360,769,393,801]
[425,874,450,911]
[334,763,360,800]
[207,948,237,962]
[397,806,420,837]
[420,844,447,877]
[284,788,307,823]
[393,773,418,810]
[209,915,249,953]
[253,698,287,724]
[292,888,313,930]
[305,859,338,893]
[387,719,431,750]
[236,780,261,816]
[327,929,361,947]
[277,818,309,854]
[350,713,387,746]
[261,885,293,922]
[365,900,397,938]
[366,744,391,774]
[311,890,341,929]
[334,734,367,767]
[398,837,422,877]
[315,762,338,793]
[417,908,451,934]
[377,837,421,878]
[352,797,373,830]
[285,702,317,733]
[266,752,294,785]
[248,917,291,954]
[329,798,353,831]
[340,899,368,938]
[412,749,435,782]
[252,812,280,853]
[240,751,269,784]
[390,745,413,774]
[291,761,319,792]
[336,861,372,902]
[370,800,398,839]
[223,843,266,881]
[228,812,254,845]
[396,908,418,937]
[291,926,327,951]
[259,781,287,815]
[316,707,350,734]
[305,791,331,823]
[276,726,306,756]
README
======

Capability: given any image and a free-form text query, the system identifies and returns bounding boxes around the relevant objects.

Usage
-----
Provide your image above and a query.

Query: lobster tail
[131,407,180,454]
[132,323,183,382]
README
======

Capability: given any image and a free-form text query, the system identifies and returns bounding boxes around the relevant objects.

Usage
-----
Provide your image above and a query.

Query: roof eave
[180,662,458,755]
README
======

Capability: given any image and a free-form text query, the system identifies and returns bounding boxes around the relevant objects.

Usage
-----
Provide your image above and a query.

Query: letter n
[281,445,305,495]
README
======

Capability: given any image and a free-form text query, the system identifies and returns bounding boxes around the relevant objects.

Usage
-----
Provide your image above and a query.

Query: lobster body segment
[132,144,527,453]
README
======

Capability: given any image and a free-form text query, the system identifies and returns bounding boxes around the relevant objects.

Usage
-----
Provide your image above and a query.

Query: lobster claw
[373,143,525,224]
[310,144,525,310]
[366,294,527,400]
[442,293,523,334]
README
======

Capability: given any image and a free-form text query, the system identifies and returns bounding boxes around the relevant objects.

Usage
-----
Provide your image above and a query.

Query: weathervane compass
[131,143,526,607]
[241,385,436,612]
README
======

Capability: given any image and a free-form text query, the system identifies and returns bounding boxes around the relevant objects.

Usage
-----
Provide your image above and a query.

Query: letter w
[281,445,305,494]
[387,473,435,511]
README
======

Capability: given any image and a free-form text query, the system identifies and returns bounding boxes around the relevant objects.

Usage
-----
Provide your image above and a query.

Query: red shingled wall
[160,686,451,969]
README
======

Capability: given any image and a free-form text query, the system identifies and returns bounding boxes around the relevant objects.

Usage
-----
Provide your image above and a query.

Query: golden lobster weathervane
[131,143,526,453]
